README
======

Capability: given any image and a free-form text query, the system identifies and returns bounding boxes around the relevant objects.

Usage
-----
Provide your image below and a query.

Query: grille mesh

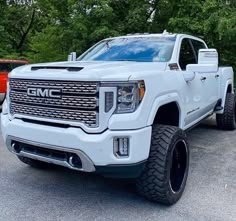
[9,78,99,127]
[9,79,98,95]
[10,91,97,109]
[10,103,98,126]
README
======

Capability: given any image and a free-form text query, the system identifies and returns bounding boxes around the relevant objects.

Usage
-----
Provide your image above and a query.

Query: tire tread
[136,125,188,205]
[216,93,236,130]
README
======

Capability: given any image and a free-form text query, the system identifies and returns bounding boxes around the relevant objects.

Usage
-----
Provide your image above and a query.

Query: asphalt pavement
[0,116,235,221]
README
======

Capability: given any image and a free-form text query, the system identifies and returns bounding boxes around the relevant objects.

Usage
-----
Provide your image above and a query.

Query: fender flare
[147,92,183,128]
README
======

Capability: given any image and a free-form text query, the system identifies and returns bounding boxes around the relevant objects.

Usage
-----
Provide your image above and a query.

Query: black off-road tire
[17,156,51,169]
[216,93,236,130]
[136,125,189,205]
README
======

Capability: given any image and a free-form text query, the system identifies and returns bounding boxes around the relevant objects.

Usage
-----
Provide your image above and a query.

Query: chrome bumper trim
[6,136,96,172]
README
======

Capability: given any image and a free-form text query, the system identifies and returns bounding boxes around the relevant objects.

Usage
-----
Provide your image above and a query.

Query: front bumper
[1,114,151,177]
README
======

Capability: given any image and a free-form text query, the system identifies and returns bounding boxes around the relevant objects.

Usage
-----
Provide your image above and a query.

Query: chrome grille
[10,91,97,109]
[9,78,99,127]
[9,79,98,95]
[10,104,98,126]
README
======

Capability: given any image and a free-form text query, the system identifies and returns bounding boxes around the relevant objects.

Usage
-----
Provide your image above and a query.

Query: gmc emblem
[27,88,62,98]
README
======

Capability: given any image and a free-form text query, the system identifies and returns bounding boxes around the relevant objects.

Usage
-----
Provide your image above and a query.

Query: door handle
[201,77,206,81]
[215,74,220,78]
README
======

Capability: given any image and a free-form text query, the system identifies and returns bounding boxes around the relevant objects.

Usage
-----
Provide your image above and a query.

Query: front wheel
[136,125,189,205]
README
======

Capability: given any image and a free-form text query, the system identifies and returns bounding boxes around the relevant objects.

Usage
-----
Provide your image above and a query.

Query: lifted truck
[1,33,235,205]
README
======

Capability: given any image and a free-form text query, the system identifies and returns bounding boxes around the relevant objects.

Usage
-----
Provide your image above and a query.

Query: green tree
[167,0,236,69]
[0,0,39,59]
[0,0,235,74]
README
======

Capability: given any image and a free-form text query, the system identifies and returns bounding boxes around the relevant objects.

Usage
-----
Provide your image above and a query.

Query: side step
[215,106,223,111]
[214,99,223,111]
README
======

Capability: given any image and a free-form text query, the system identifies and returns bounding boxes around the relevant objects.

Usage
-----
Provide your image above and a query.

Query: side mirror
[68,52,77,62]
[198,49,218,65]
[186,49,218,73]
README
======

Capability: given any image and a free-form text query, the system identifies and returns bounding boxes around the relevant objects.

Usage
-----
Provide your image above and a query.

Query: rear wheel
[216,93,236,130]
[136,125,189,205]
[17,156,51,169]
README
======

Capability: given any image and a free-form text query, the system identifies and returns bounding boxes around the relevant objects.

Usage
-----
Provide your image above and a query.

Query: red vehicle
[0,59,29,104]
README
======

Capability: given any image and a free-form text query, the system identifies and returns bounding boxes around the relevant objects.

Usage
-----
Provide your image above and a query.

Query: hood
[9,61,167,81]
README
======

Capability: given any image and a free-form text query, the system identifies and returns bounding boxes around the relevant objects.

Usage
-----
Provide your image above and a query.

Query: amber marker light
[138,81,145,102]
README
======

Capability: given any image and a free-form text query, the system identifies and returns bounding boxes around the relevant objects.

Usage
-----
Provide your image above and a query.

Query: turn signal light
[138,81,145,101]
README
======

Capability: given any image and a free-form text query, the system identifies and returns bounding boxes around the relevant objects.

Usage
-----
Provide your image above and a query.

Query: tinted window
[0,62,26,73]
[191,40,207,61]
[179,39,197,70]
[79,37,176,62]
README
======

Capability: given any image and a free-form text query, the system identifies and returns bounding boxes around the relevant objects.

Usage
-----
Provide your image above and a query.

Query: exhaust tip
[68,155,82,169]
[12,142,21,153]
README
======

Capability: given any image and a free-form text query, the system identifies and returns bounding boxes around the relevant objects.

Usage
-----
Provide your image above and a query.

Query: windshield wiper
[111,59,138,62]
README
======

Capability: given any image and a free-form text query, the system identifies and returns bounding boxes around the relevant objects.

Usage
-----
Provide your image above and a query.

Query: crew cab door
[178,38,205,128]
[190,39,219,109]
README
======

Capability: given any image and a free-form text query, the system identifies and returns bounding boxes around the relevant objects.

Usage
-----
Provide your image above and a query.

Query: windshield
[78,37,176,62]
[0,62,26,73]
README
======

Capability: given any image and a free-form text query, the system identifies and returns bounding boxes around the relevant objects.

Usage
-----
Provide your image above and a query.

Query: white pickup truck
[1,32,235,205]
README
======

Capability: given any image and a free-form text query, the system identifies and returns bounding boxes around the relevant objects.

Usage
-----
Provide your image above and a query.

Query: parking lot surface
[0,117,235,221]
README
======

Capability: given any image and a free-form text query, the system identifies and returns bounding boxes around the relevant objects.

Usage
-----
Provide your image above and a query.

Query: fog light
[114,137,129,157]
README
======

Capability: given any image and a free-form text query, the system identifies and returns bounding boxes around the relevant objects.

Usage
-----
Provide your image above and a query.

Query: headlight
[103,81,145,114]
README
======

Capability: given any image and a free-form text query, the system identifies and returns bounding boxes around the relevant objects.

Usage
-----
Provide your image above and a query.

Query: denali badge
[27,88,62,98]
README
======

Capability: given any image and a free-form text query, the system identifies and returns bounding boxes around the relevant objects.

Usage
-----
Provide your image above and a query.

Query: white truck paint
[1,33,235,204]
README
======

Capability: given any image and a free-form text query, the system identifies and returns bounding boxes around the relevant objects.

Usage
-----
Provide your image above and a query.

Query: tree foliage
[0,0,235,70]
